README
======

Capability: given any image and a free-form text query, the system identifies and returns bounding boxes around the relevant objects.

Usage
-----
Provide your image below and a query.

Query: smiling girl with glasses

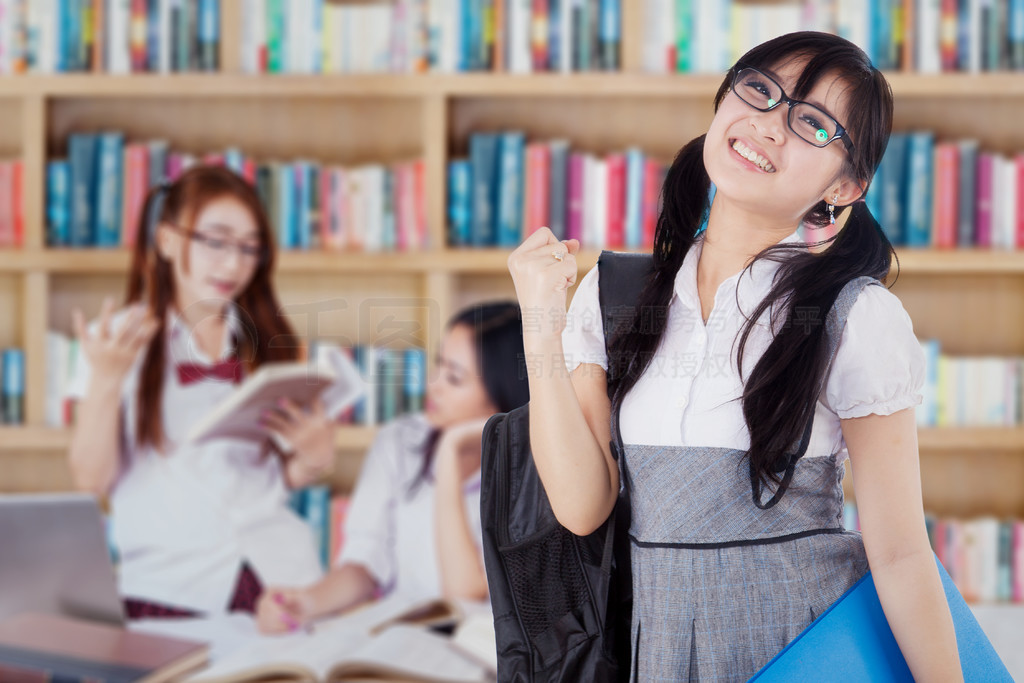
[507,31,963,680]
[66,165,345,620]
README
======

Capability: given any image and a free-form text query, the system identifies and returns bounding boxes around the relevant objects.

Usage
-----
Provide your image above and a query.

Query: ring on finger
[551,250,565,262]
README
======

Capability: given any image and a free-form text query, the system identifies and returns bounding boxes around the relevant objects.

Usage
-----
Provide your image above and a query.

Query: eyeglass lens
[732,69,840,147]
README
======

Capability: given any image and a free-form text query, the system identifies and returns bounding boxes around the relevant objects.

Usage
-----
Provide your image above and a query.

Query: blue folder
[749,556,1012,681]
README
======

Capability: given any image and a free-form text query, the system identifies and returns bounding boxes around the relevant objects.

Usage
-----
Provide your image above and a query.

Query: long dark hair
[127,165,297,449]
[607,32,895,505]
[411,302,529,494]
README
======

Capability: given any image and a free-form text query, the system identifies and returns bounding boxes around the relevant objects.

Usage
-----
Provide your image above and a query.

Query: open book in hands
[186,593,496,683]
[185,344,365,447]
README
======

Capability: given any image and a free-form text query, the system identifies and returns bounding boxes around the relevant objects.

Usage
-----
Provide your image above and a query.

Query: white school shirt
[336,413,484,603]
[562,233,925,457]
[67,305,324,614]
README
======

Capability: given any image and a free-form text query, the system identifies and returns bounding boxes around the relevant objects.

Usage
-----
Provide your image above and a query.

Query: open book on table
[185,344,364,446]
[181,593,496,683]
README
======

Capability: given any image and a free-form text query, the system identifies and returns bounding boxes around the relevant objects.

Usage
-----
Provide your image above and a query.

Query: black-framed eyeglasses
[730,66,855,154]
[166,225,265,263]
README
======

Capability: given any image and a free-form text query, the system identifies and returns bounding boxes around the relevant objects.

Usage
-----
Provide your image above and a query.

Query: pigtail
[608,135,709,409]
[737,202,894,498]
[127,181,174,450]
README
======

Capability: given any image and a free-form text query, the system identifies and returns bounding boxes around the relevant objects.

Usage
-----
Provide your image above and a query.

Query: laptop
[0,492,125,625]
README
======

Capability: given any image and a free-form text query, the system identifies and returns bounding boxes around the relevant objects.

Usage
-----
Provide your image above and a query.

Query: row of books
[0,159,24,248]
[44,333,427,429]
[864,132,1024,250]
[46,132,428,251]
[35,125,1024,253]
[338,345,428,428]
[289,485,350,571]
[643,0,1024,74]
[846,503,1024,604]
[448,132,670,249]
[917,342,1024,428]
[240,0,622,75]
[0,348,24,425]
[0,0,221,75]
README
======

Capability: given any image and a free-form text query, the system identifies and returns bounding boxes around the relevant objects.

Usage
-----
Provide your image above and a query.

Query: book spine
[623,147,643,248]
[932,142,959,249]
[566,151,584,242]
[1013,521,1024,602]
[524,142,550,239]
[447,159,472,247]
[641,157,660,248]
[903,131,934,247]
[605,152,625,248]
[413,159,427,248]
[276,163,294,249]
[0,163,11,247]
[46,160,72,246]
[380,165,396,251]
[469,132,498,246]
[197,0,217,70]
[589,155,607,248]
[403,347,426,413]
[598,0,618,69]
[332,167,348,249]
[879,132,907,245]
[121,144,146,248]
[11,159,23,247]
[975,151,994,248]
[496,131,525,247]
[304,484,332,570]
[94,132,125,248]
[1,348,25,424]
[68,133,97,247]
[129,0,146,70]
[956,140,978,247]
[547,139,569,240]
[1016,155,1024,249]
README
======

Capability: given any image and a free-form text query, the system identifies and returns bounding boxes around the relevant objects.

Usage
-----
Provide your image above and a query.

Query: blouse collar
[166,302,243,365]
[671,230,804,320]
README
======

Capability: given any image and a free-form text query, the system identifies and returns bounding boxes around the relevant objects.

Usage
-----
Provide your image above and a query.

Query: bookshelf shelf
[0,425,377,453]
[2,248,1024,275]
[917,428,1024,451]
[4,425,1021,455]
[2,71,1024,99]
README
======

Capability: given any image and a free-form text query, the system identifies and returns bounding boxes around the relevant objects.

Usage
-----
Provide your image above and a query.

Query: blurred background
[0,0,1020,674]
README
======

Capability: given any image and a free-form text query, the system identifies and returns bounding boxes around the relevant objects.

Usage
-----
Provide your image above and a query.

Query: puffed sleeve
[562,265,608,373]
[824,285,925,419]
[334,422,401,591]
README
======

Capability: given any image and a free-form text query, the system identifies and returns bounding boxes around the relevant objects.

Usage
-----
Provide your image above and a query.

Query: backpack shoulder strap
[596,250,654,359]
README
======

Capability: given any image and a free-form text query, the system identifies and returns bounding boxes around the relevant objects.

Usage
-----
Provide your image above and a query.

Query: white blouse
[562,233,925,458]
[336,413,484,603]
[68,305,352,614]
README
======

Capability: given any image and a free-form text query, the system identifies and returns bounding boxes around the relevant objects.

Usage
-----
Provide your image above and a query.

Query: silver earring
[827,193,839,225]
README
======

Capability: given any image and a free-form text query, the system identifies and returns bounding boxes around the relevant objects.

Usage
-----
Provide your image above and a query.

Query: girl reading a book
[506,32,963,680]
[68,165,340,618]
[255,302,529,634]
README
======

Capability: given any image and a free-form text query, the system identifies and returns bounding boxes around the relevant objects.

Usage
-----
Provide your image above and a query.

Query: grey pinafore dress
[624,277,877,681]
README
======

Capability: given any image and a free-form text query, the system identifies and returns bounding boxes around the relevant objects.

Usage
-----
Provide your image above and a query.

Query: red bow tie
[176,359,244,386]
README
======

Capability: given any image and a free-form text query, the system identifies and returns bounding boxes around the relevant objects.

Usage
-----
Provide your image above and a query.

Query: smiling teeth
[732,140,776,173]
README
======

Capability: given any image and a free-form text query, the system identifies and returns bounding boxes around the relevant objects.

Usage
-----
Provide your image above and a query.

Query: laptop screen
[0,493,124,625]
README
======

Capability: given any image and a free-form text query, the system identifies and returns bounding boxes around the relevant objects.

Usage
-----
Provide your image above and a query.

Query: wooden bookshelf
[0,0,1020,529]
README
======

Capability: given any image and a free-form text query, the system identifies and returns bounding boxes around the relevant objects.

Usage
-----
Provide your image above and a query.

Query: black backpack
[480,251,653,682]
